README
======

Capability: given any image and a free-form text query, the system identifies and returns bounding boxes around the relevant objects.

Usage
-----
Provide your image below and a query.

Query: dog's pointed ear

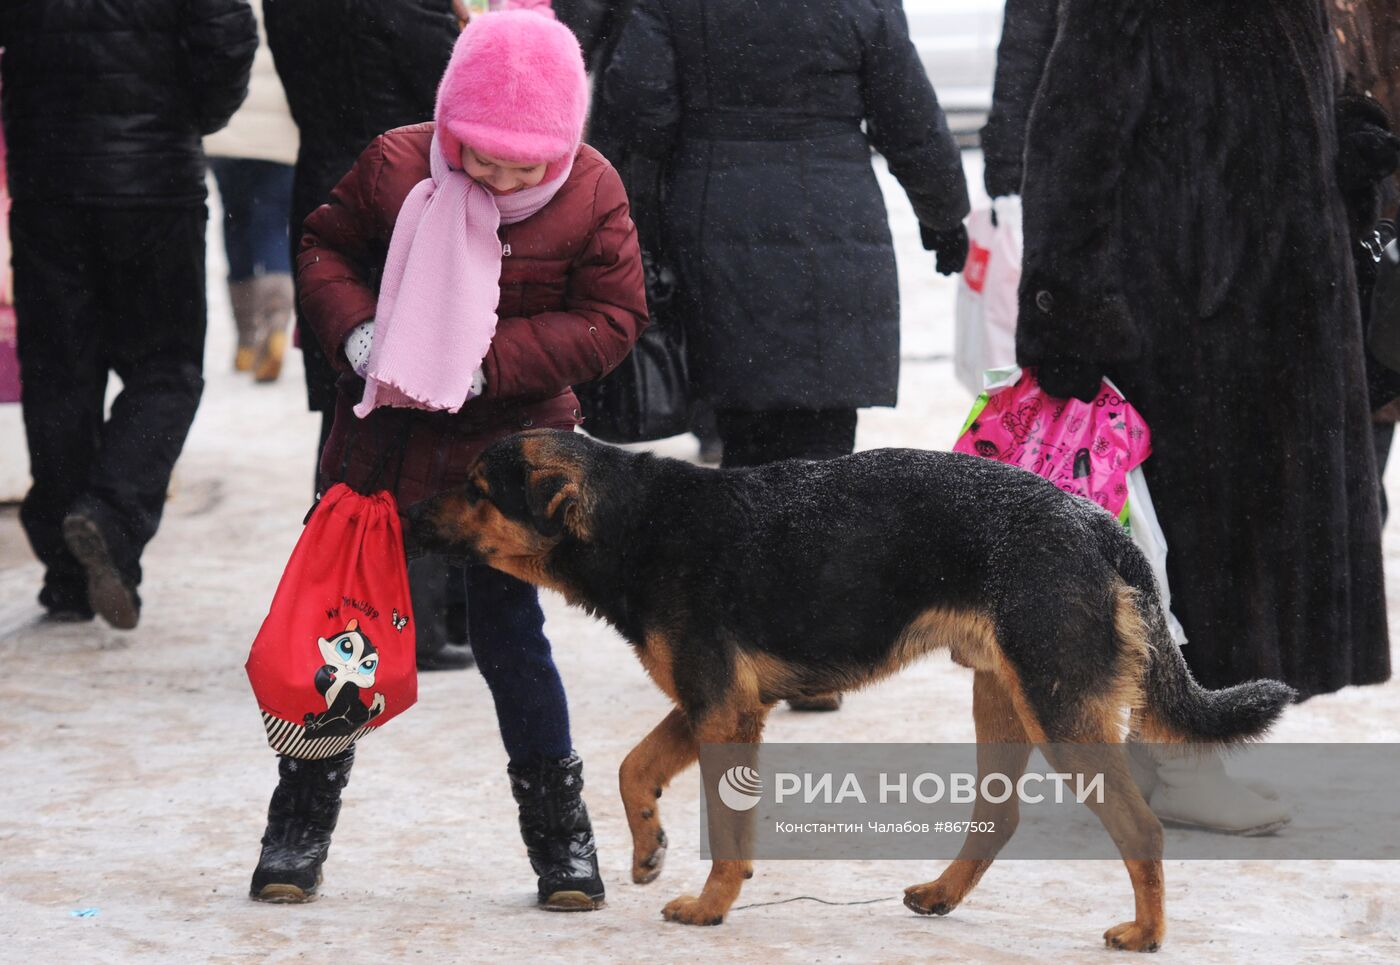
[525,471,579,539]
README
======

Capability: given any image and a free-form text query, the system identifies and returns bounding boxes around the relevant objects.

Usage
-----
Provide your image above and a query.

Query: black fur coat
[1015,0,1390,699]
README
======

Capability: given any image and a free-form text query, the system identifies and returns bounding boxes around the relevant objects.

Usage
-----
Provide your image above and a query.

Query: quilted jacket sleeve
[861,0,970,234]
[296,137,387,372]
[183,0,259,136]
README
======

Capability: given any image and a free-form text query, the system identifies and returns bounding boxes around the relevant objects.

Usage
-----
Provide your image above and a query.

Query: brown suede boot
[230,278,258,372]
[252,273,295,383]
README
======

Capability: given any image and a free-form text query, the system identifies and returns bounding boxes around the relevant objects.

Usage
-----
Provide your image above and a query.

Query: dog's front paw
[1104,920,1163,953]
[632,827,667,884]
[902,881,959,917]
[661,894,725,926]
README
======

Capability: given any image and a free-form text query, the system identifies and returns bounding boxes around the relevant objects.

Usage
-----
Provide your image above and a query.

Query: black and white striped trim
[261,711,374,759]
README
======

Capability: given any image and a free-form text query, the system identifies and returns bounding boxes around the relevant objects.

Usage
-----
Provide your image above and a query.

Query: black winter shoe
[410,558,475,672]
[508,752,605,911]
[416,641,475,672]
[61,509,140,630]
[250,749,355,903]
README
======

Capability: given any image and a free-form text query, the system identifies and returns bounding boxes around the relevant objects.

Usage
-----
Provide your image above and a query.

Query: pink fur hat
[435,10,588,175]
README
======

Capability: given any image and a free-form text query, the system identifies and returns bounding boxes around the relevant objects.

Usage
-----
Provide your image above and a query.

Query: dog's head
[404,430,598,579]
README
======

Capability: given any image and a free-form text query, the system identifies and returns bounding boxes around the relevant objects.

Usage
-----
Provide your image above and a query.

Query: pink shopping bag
[953,366,1152,522]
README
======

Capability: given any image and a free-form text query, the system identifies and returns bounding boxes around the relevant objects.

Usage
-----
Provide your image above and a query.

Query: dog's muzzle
[401,499,436,561]
[401,496,480,564]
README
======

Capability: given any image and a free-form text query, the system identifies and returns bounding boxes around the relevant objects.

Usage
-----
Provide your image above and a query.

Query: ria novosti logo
[717,765,764,811]
[714,766,1107,810]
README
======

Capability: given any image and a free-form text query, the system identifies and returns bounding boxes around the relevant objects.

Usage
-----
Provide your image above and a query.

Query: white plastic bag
[967,366,1188,648]
[954,196,1022,395]
[1124,464,1189,647]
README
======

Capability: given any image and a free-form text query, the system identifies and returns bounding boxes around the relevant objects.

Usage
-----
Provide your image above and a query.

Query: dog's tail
[1111,541,1295,744]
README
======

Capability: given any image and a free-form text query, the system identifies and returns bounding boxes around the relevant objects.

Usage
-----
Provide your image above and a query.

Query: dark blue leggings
[465,565,573,766]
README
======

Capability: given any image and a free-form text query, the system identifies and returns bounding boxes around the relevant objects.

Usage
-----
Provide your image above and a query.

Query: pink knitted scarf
[354,131,573,417]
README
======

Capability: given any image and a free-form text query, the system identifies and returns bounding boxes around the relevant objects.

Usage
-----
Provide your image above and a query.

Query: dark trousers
[462,564,572,766]
[12,204,207,603]
[209,158,294,282]
[715,408,858,467]
[408,556,573,766]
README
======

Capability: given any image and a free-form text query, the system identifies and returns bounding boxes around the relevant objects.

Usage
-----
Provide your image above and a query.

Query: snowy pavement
[2,156,1399,964]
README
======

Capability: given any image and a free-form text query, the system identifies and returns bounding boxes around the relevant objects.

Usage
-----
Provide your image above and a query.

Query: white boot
[1145,745,1290,835]
[1130,742,1279,801]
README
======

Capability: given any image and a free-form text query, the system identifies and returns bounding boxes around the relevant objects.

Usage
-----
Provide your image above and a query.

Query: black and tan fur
[405,430,1294,952]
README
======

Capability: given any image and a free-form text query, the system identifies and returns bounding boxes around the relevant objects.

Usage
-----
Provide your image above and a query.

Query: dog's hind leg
[903,670,1033,918]
[619,708,697,885]
[1041,736,1165,952]
[659,700,770,926]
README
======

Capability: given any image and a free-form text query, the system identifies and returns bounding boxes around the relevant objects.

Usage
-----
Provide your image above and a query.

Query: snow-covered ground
[2,155,1398,964]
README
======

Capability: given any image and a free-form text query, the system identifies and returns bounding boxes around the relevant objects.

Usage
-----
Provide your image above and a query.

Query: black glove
[920,223,969,276]
[1339,127,1400,193]
[1035,360,1102,402]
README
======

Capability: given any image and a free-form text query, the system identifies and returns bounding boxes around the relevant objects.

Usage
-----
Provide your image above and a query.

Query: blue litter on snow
[70,908,100,918]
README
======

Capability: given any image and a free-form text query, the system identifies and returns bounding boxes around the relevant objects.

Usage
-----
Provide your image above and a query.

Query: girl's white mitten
[344,319,375,377]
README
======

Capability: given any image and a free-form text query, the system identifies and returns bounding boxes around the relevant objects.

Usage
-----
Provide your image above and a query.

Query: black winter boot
[508,751,605,911]
[249,748,355,903]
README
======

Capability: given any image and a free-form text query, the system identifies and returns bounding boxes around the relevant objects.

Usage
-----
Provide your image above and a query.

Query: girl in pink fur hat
[249,7,647,911]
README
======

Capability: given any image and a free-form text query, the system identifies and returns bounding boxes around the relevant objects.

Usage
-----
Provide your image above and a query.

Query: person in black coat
[0,0,256,628]
[1016,0,1395,702]
[263,0,473,672]
[554,0,633,165]
[605,0,970,470]
[979,0,1059,199]
[262,0,457,456]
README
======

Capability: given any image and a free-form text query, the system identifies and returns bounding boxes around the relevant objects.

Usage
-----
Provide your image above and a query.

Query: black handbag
[575,246,691,443]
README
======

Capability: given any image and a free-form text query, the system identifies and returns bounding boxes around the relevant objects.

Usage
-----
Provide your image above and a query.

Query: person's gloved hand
[1035,360,1103,402]
[344,318,375,377]
[920,223,969,276]
[1339,126,1400,193]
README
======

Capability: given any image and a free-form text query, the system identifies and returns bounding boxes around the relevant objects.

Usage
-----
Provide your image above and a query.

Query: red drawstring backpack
[246,482,418,759]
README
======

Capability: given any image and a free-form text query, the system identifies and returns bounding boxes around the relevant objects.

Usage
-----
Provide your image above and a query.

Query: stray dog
[404,430,1293,952]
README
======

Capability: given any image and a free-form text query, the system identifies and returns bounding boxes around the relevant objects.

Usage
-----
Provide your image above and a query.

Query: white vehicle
[904,0,1004,140]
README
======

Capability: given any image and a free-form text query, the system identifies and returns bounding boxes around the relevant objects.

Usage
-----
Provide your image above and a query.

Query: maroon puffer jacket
[298,122,647,506]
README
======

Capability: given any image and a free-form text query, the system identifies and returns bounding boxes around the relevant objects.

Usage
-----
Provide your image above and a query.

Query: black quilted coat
[604,0,969,411]
[0,0,256,206]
